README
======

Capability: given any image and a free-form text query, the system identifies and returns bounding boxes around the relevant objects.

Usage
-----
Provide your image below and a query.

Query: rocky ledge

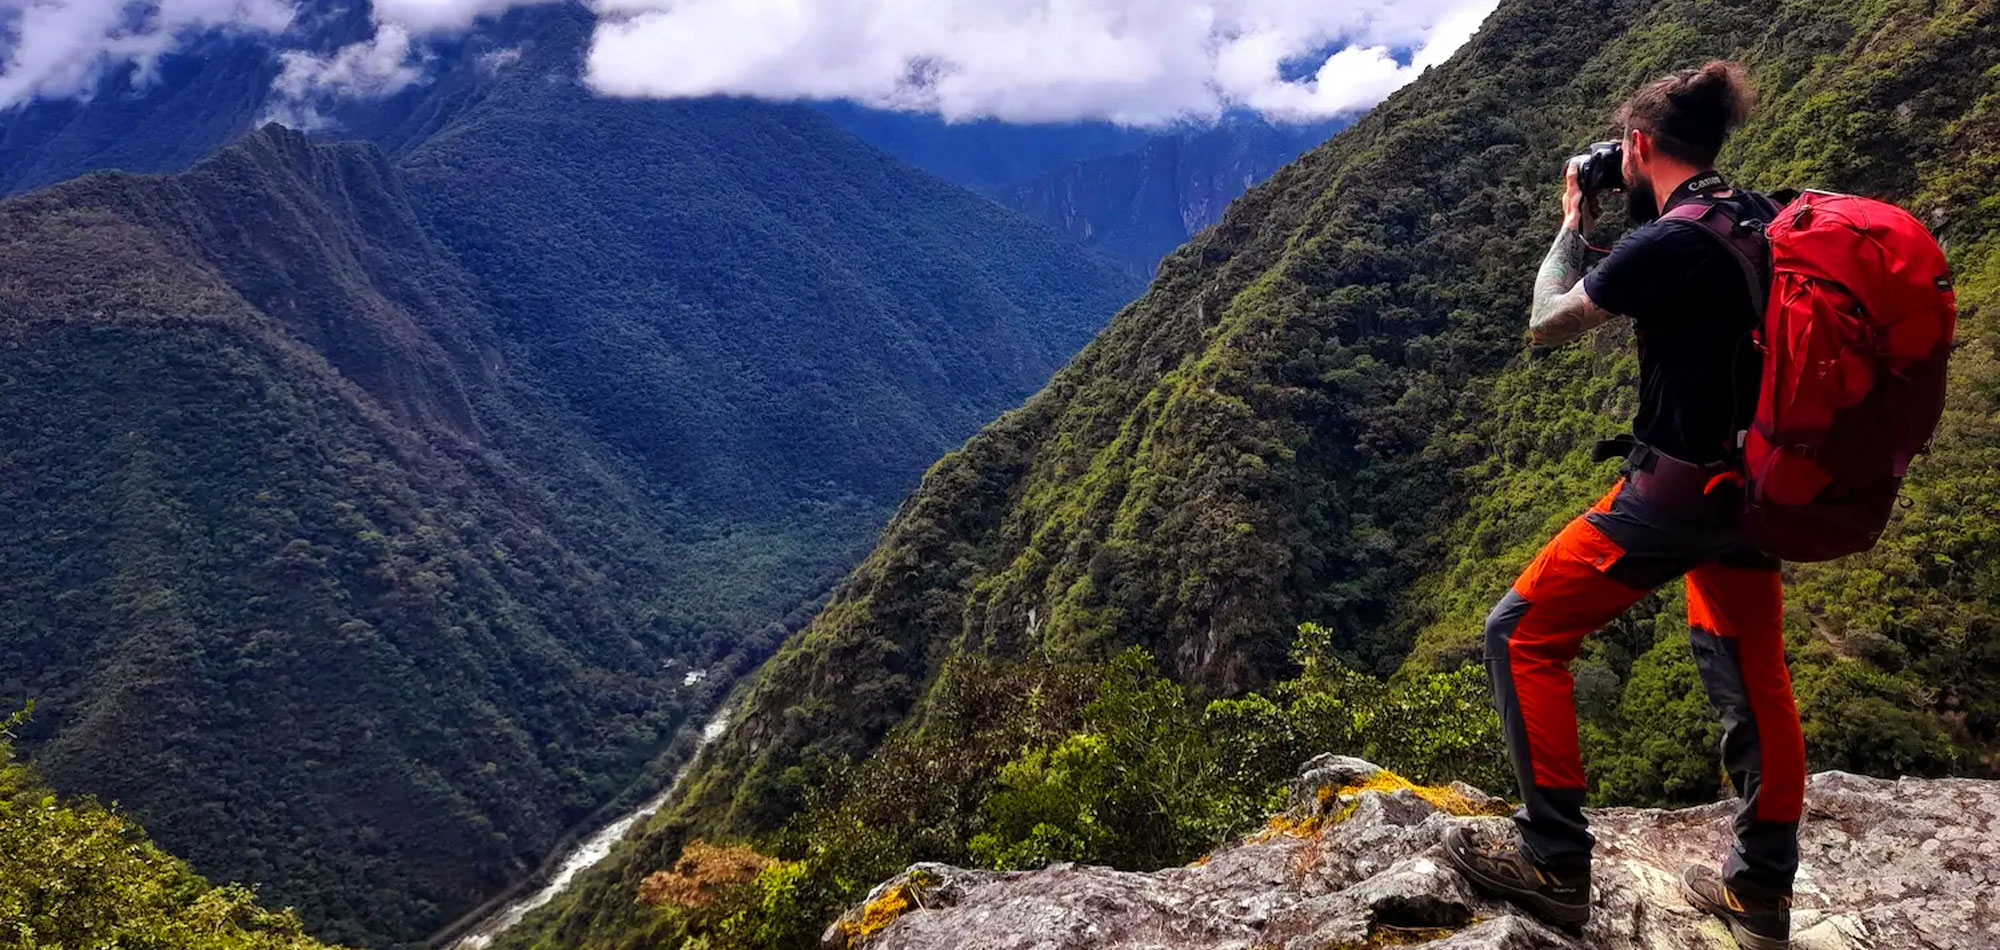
[825,755,1998,949]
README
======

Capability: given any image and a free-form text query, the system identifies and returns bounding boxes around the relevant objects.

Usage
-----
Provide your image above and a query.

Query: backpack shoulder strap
[1660,195,1781,466]
[1659,197,1773,316]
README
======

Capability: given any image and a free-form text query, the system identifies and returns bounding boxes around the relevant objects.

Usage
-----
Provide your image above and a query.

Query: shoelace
[1471,835,1518,861]
[1472,836,1512,868]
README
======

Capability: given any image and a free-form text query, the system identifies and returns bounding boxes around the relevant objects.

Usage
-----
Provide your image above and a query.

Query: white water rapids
[450,710,734,949]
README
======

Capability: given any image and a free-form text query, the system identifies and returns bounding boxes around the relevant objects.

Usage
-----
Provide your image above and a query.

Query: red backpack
[1671,191,1957,562]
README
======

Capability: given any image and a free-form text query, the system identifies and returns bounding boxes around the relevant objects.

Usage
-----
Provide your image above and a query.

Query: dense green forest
[0,33,1133,944]
[496,0,2000,947]
[394,9,1140,520]
[0,708,346,950]
[1,129,717,946]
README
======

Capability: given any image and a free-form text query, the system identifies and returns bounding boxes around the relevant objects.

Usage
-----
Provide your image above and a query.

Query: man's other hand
[1561,160,1598,234]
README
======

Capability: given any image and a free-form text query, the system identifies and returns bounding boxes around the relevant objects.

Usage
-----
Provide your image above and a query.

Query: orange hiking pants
[1483,461,1804,900]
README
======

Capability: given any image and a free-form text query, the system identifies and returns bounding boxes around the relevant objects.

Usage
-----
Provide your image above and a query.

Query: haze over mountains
[818,105,1343,277]
[989,117,1341,277]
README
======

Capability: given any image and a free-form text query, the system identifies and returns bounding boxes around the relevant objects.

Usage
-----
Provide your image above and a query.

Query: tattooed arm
[1527,160,1617,346]
[1527,226,1613,345]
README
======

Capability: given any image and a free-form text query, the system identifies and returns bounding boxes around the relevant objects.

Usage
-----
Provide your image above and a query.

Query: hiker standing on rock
[1440,62,1801,949]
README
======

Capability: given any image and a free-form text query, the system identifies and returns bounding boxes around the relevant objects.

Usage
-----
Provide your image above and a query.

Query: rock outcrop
[826,755,2000,949]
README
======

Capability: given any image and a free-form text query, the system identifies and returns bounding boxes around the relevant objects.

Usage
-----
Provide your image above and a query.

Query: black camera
[1573,141,1624,195]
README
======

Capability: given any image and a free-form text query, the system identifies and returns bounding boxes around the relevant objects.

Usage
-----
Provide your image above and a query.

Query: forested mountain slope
[499,0,2000,946]
[0,33,281,196]
[0,33,1133,945]
[2,128,713,947]
[0,3,529,196]
[395,9,1137,518]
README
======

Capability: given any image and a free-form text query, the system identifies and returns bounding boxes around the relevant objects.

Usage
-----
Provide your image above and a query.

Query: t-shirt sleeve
[1581,222,1712,323]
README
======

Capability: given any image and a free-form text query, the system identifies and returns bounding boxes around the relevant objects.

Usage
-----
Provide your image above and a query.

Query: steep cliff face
[828,755,2000,950]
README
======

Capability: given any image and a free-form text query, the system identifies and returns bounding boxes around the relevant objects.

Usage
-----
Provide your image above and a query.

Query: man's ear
[1627,128,1649,164]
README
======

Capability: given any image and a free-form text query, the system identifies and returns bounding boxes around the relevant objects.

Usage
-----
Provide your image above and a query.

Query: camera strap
[1660,170,1730,212]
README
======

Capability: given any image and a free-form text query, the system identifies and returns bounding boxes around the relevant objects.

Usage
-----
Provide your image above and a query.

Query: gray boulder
[825,757,2000,949]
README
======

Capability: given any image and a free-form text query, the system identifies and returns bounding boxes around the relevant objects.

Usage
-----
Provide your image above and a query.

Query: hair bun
[1618,60,1755,164]
[1684,60,1754,132]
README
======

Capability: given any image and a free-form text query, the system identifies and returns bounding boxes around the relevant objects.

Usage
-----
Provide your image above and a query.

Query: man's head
[1617,60,1755,222]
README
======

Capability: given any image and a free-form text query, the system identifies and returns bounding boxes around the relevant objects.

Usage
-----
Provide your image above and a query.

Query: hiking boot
[1680,865,1790,950]
[1441,823,1591,928]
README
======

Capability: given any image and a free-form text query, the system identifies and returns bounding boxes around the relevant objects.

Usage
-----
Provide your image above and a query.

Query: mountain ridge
[4,126,700,945]
[1,57,1137,943]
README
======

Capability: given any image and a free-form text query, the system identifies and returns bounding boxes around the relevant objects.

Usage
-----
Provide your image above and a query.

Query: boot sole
[1442,840,1590,928]
[1678,877,1789,950]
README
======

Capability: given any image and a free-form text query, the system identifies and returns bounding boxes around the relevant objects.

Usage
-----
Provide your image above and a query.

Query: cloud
[475,44,521,73]
[265,22,427,128]
[584,0,1499,125]
[1214,2,1489,120]
[2,0,1494,127]
[371,0,551,34]
[0,0,527,115]
[0,0,294,108]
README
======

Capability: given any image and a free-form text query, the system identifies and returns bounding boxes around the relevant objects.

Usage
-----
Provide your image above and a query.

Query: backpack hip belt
[1618,441,1741,523]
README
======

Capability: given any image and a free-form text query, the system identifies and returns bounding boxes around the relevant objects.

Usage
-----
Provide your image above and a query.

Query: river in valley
[448,709,735,948]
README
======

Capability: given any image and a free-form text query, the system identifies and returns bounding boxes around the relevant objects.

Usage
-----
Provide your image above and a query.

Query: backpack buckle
[1592,434,1640,463]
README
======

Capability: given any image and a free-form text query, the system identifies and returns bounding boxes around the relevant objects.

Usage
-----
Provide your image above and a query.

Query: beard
[1626,171,1662,224]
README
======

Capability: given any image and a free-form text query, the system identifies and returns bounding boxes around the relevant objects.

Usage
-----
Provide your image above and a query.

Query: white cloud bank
[1,0,1497,126]
[267,22,427,127]
[0,0,293,107]
[586,0,1499,124]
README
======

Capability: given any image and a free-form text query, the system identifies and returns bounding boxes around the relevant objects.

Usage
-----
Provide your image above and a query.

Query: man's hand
[1561,159,1599,234]
[1528,162,1616,346]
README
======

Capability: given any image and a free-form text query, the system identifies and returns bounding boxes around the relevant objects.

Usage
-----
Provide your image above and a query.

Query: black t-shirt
[1582,175,1774,464]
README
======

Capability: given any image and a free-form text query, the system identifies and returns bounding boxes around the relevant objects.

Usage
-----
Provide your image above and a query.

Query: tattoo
[1527,226,1612,345]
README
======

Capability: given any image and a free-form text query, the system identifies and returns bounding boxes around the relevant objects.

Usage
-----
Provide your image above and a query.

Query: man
[1439,62,1802,950]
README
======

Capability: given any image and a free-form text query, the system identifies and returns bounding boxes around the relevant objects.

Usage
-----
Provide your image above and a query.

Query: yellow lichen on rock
[839,882,912,938]
[1329,771,1510,823]
[1317,922,1469,950]
[1406,782,1511,818]
[1261,770,1509,841]
[1257,810,1322,840]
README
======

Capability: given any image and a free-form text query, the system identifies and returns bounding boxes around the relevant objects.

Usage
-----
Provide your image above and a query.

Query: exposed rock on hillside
[828,755,1999,949]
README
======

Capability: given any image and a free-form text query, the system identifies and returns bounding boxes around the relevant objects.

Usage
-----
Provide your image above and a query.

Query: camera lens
[1577,141,1623,195]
